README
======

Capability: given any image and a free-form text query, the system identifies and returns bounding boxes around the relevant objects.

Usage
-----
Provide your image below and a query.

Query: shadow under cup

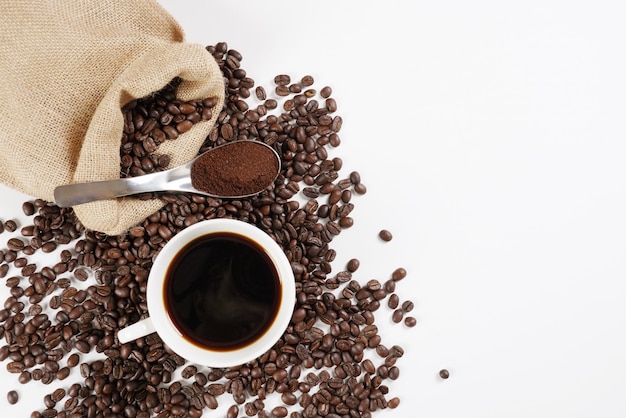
[146,219,295,367]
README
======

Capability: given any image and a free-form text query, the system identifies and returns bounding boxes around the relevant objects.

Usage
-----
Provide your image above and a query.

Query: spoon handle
[53,164,192,207]
[53,173,161,207]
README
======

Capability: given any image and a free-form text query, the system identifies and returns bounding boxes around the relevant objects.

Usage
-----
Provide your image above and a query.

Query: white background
[2,1,626,417]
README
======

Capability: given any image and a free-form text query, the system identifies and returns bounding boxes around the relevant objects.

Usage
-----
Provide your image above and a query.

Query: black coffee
[164,232,280,351]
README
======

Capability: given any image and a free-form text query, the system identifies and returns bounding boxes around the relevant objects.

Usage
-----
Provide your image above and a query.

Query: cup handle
[117,317,156,343]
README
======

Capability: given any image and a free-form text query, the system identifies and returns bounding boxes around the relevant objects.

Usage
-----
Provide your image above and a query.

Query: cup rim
[146,218,295,367]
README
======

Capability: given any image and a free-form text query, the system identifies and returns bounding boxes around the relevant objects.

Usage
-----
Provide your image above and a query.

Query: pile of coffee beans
[0,42,415,417]
[119,78,218,180]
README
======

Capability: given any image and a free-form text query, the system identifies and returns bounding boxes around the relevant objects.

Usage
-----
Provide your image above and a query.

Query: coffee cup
[117,218,295,367]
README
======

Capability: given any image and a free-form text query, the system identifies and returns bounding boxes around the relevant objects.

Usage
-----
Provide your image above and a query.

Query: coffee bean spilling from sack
[0,42,415,417]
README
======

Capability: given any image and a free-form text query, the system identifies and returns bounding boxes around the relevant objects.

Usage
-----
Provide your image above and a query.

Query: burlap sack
[0,0,225,235]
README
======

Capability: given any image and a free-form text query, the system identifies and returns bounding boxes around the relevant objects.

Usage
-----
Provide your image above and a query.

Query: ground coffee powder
[190,141,279,197]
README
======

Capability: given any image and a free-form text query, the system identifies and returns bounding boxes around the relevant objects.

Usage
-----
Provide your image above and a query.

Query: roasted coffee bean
[207,383,225,396]
[7,390,19,404]
[281,392,297,406]
[378,229,393,242]
[226,404,239,418]
[66,353,80,368]
[366,279,382,292]
[194,372,208,386]
[56,367,70,380]
[181,365,197,379]
[325,98,337,113]
[361,359,375,375]
[300,75,314,87]
[14,257,27,268]
[255,86,267,100]
[21,245,35,255]
[203,393,218,410]
[21,201,35,216]
[4,219,18,232]
[362,324,378,338]
[388,345,405,359]
[244,401,259,416]
[388,294,399,309]
[388,397,401,409]
[346,258,360,273]
[17,370,31,384]
[7,361,24,373]
[274,74,291,86]
[388,366,400,380]
[41,242,57,253]
[439,369,450,379]
[7,238,25,251]
[74,340,90,354]
[44,360,59,373]
[354,182,367,194]
[402,300,414,312]
[383,279,396,294]
[391,268,407,283]
[5,276,20,287]
[51,388,65,403]
[272,406,289,417]
[391,309,404,324]
[3,250,17,263]
[404,316,417,327]
[73,269,88,281]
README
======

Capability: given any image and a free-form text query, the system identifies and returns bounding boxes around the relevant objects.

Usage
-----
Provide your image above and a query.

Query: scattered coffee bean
[274,74,291,86]
[379,229,393,242]
[56,367,70,380]
[18,371,31,384]
[275,85,290,96]
[301,75,314,87]
[226,404,239,418]
[51,388,66,403]
[354,182,367,194]
[391,267,407,281]
[4,220,17,232]
[7,390,18,404]
[7,238,25,251]
[388,294,399,309]
[392,309,404,323]
[389,366,400,380]
[272,406,289,417]
[388,397,400,409]
[404,317,417,327]
[402,300,414,312]
[22,202,35,216]
[66,353,80,368]
[255,86,267,100]
[281,392,297,406]
[439,369,450,379]
[346,258,360,273]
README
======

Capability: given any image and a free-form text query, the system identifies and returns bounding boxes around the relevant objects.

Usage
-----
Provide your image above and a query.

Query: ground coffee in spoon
[190,141,279,196]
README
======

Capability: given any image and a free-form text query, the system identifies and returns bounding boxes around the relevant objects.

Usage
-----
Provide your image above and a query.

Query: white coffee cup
[117,218,295,367]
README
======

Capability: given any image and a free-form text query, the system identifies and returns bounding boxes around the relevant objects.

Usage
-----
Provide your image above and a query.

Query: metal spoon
[53,141,280,208]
